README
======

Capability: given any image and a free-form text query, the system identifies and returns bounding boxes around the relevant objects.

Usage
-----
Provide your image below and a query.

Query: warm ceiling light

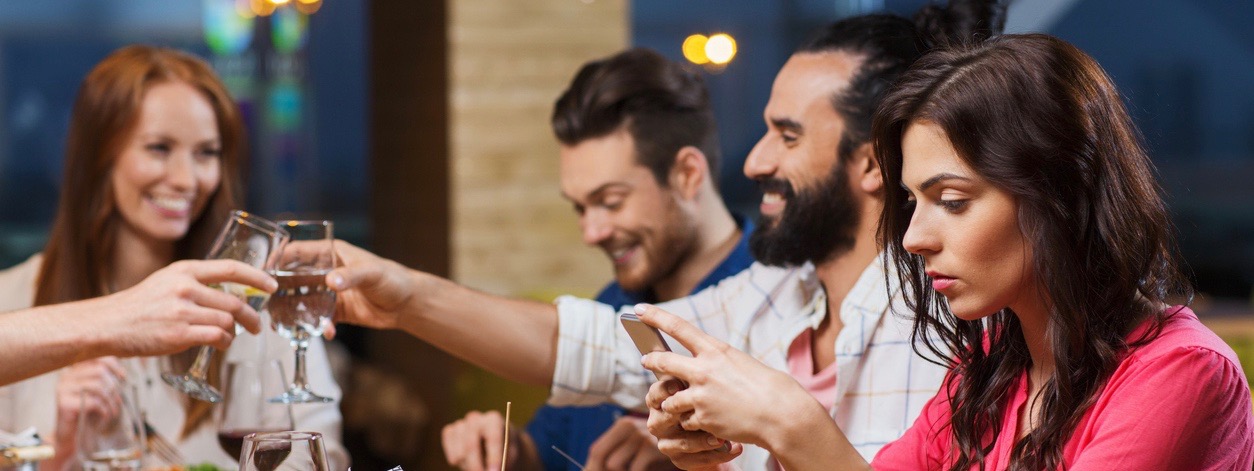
[269,0,291,5]
[682,34,709,65]
[705,33,737,65]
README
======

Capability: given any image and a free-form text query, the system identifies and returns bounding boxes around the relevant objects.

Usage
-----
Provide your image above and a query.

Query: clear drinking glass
[238,431,329,471]
[76,379,145,471]
[216,360,295,463]
[162,210,290,403]
[267,220,336,404]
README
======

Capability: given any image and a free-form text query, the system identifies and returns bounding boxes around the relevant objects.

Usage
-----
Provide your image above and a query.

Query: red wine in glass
[250,442,292,471]
[219,428,289,462]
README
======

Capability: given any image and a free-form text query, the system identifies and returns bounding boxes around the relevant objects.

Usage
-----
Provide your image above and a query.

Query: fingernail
[330,274,344,289]
[707,436,722,446]
[634,303,650,315]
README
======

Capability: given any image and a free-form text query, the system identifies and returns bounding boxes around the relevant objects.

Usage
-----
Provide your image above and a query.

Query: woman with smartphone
[634,34,1253,470]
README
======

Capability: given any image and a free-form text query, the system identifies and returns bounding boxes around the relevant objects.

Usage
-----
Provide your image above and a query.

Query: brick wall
[449,0,629,298]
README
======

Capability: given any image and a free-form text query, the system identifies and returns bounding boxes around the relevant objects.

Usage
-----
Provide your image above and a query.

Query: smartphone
[619,311,673,356]
[619,311,732,453]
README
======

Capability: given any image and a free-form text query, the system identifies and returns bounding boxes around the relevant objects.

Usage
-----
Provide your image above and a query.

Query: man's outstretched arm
[325,240,561,387]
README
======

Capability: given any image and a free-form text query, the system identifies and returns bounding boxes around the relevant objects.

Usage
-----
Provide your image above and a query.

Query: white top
[0,254,349,470]
[549,257,948,470]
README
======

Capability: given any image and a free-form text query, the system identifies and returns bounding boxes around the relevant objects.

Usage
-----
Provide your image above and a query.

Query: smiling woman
[0,45,347,470]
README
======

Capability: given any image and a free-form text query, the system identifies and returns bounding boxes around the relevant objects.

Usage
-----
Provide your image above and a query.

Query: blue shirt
[525,216,755,471]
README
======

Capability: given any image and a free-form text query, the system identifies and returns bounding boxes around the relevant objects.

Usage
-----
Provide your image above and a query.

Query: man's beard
[749,161,860,267]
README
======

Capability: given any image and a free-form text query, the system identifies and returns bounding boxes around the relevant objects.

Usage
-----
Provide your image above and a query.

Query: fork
[142,421,185,466]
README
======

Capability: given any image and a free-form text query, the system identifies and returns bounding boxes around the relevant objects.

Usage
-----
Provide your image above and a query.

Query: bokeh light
[682,34,709,65]
[705,33,737,65]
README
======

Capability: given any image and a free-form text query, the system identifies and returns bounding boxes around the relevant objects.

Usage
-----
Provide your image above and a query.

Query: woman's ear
[669,146,709,200]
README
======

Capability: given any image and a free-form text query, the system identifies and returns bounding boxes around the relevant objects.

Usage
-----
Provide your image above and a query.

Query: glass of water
[76,379,144,471]
[267,220,337,404]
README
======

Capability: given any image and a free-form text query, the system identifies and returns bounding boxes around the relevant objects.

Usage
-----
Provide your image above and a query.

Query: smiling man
[324,4,1003,470]
[440,48,754,471]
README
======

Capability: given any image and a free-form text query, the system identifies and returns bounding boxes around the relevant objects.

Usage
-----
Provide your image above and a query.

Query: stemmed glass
[76,379,145,470]
[216,360,295,463]
[239,431,329,471]
[162,210,290,403]
[267,220,337,404]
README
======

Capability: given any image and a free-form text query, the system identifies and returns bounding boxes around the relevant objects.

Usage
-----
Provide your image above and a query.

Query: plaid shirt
[549,256,949,468]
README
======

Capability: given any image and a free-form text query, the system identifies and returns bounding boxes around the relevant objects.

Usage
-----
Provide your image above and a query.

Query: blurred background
[0,0,1249,468]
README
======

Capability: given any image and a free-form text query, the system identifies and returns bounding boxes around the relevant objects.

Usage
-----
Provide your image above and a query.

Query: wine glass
[76,378,145,470]
[239,431,329,471]
[267,220,336,404]
[162,210,290,403]
[216,360,295,462]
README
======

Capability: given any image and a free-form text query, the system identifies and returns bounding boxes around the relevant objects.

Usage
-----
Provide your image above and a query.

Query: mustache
[755,177,795,199]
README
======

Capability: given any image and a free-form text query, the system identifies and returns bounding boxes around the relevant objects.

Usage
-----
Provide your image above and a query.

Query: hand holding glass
[162,210,289,402]
[76,378,144,471]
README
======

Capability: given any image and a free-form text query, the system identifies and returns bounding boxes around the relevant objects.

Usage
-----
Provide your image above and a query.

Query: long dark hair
[35,44,245,437]
[873,34,1193,470]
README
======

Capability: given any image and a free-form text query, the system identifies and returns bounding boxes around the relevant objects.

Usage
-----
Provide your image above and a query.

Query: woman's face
[111,81,222,244]
[898,121,1037,321]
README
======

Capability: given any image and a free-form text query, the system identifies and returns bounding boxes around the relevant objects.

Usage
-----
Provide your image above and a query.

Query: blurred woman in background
[0,45,346,470]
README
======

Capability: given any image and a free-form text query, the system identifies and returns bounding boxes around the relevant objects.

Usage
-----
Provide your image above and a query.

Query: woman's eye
[939,199,969,212]
[197,148,222,160]
[146,143,171,155]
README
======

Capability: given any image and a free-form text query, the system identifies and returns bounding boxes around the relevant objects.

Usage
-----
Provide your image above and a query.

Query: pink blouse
[872,307,1253,470]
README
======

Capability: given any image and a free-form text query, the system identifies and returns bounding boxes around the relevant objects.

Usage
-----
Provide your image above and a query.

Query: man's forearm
[395,272,560,387]
[0,302,105,386]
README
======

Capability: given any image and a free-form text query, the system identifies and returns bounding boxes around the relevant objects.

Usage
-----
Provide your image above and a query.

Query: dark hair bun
[914,0,1007,48]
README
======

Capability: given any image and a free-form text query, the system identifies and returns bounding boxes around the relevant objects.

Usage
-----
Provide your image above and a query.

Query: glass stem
[292,344,310,391]
[189,346,214,380]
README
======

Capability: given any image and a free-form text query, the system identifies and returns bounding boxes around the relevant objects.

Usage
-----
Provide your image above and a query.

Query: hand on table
[585,415,678,471]
[441,409,533,471]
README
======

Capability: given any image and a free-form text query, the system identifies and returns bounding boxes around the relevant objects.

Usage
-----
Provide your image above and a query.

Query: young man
[440,48,754,471]
[325,8,1000,469]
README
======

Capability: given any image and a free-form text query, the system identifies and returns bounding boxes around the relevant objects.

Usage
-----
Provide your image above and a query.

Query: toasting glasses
[267,220,337,404]
[161,210,289,402]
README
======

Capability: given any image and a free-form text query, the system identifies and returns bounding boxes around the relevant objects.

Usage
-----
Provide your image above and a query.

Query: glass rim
[276,219,334,228]
[243,430,322,442]
[229,210,291,239]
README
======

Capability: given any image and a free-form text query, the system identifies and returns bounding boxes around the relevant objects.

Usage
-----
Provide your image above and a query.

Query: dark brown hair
[34,44,245,437]
[874,34,1192,470]
[551,47,720,186]
[792,0,1006,164]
